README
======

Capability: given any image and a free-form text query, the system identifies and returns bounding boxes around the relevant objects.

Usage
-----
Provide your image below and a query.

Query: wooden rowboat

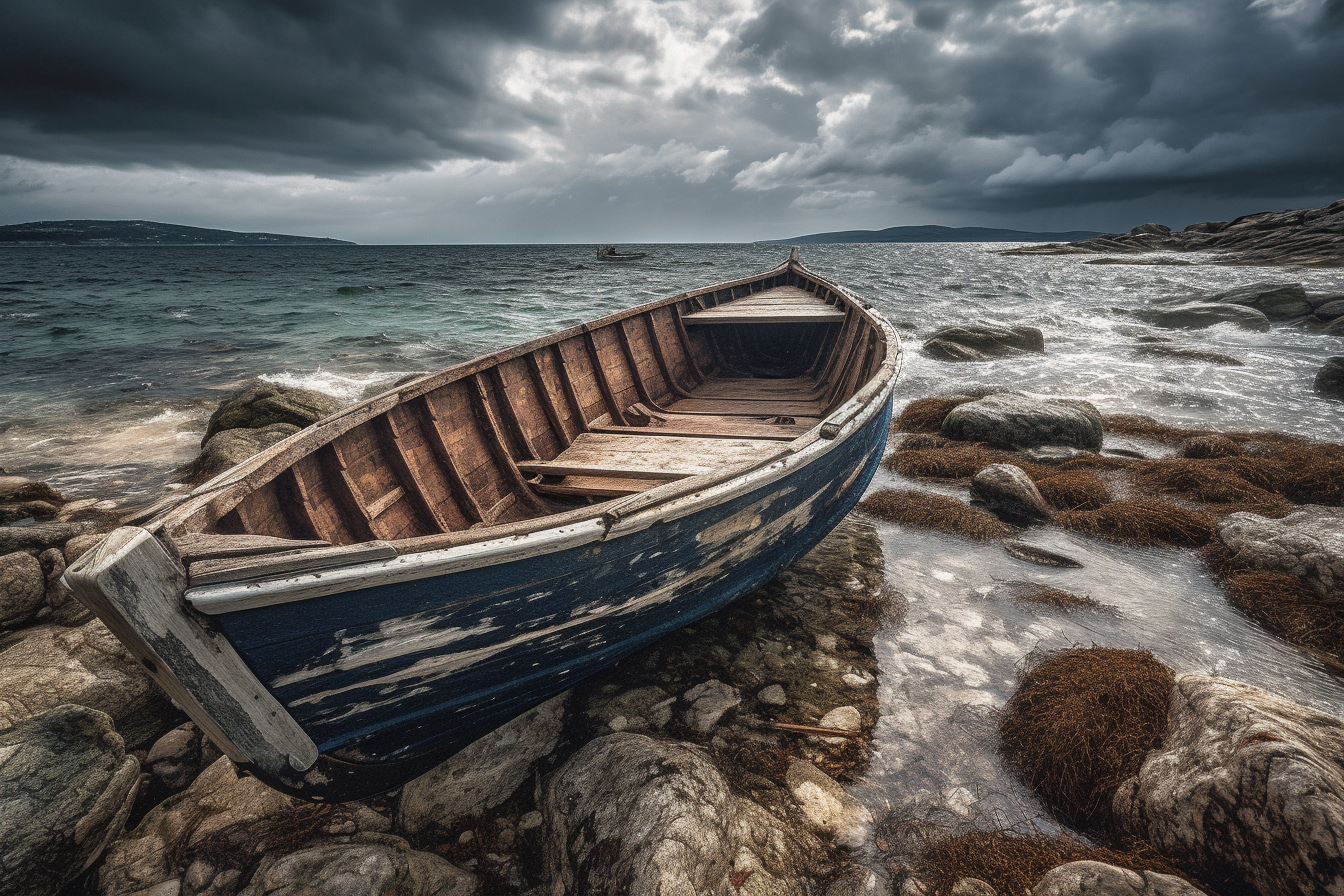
[64,253,901,801]
[596,246,647,259]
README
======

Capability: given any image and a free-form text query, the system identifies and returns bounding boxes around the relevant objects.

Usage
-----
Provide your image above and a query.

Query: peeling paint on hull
[215,397,892,771]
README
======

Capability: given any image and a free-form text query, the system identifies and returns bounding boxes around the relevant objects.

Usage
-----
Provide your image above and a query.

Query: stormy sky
[2,0,1343,243]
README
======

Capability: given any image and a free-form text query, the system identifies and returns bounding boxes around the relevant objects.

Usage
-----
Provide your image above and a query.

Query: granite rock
[1217,506,1344,598]
[0,550,46,628]
[203,379,341,444]
[970,464,1052,522]
[924,325,1045,362]
[1031,861,1201,896]
[942,392,1104,451]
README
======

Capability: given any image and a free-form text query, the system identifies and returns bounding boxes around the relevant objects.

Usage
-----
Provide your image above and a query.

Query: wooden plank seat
[682,285,846,325]
[664,397,830,417]
[519,432,783,499]
[589,406,817,442]
[685,376,823,400]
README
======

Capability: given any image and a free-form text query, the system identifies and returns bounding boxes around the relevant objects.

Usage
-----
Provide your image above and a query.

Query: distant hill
[0,220,355,246]
[765,224,1104,244]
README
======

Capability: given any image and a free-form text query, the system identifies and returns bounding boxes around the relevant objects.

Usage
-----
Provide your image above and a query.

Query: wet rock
[1132,343,1243,365]
[1113,674,1344,896]
[237,837,478,896]
[542,732,824,896]
[0,550,46,628]
[396,693,568,837]
[1217,506,1344,598]
[0,520,107,556]
[0,477,65,505]
[682,679,741,732]
[758,684,787,706]
[179,424,302,485]
[0,620,175,748]
[953,879,998,896]
[1313,298,1344,321]
[1208,282,1311,320]
[1140,301,1271,330]
[1003,541,1085,568]
[970,464,1052,522]
[203,379,342,444]
[924,325,1045,362]
[942,392,1104,451]
[99,756,370,896]
[39,545,90,625]
[0,705,140,896]
[785,759,871,849]
[1018,446,1086,465]
[1315,357,1344,400]
[1130,223,1171,236]
[1031,861,1200,896]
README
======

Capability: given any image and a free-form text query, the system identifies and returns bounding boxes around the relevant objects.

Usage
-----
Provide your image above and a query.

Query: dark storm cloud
[730,0,1344,212]
[0,0,563,172]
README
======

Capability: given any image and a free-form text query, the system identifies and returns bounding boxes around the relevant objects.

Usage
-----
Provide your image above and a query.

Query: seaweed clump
[1056,499,1215,547]
[893,397,975,433]
[859,489,1011,541]
[998,647,1174,829]
[1033,470,1112,512]
[1135,459,1292,518]
[909,830,1201,896]
[884,443,1013,480]
[994,581,1106,610]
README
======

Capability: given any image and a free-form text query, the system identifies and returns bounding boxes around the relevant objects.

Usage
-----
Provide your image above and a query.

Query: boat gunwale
[155,258,900,577]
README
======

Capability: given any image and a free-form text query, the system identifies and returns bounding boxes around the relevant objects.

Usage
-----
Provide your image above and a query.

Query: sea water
[4,242,1344,835]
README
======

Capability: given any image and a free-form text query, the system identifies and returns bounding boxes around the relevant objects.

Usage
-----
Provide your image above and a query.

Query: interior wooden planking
[175,268,885,551]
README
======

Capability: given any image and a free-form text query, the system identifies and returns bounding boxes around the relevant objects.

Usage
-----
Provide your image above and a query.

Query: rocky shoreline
[5,363,1344,895]
[1002,197,1344,267]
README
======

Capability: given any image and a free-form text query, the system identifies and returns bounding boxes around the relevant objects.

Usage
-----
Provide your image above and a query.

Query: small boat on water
[597,246,647,259]
[64,252,901,801]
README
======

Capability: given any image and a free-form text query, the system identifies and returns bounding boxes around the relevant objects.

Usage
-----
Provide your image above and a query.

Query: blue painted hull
[215,394,892,774]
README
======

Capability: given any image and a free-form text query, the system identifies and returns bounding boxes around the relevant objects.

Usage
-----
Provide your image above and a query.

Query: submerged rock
[1218,506,1344,598]
[970,464,1052,522]
[1315,357,1344,400]
[202,379,342,444]
[1139,301,1271,330]
[541,733,825,896]
[1113,674,1344,896]
[785,759,872,849]
[1031,861,1201,896]
[942,392,1104,451]
[1207,282,1311,320]
[0,705,141,896]
[396,693,568,837]
[682,679,741,732]
[923,325,1045,362]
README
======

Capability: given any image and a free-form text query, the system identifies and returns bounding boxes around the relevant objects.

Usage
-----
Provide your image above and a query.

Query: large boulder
[1217,506,1344,599]
[203,380,341,444]
[0,550,46,628]
[1031,861,1202,896]
[0,705,141,896]
[1208,282,1312,320]
[942,392,1104,451]
[541,732,824,896]
[178,423,302,485]
[1140,301,1271,330]
[396,693,568,837]
[0,620,175,748]
[970,464,1052,522]
[237,836,477,896]
[924,325,1045,362]
[1315,358,1344,400]
[1113,674,1344,896]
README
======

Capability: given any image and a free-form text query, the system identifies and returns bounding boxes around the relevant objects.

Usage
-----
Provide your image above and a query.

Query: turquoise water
[3,242,1343,501]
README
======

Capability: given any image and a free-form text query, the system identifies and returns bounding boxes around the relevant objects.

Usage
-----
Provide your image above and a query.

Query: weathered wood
[417,395,486,524]
[582,330,627,425]
[172,532,331,561]
[533,476,662,498]
[485,367,540,460]
[325,442,380,542]
[515,431,781,482]
[524,352,571,447]
[380,414,452,532]
[549,342,591,435]
[63,527,319,777]
[642,311,693,398]
[671,308,707,385]
[614,319,656,406]
[188,541,399,586]
[468,375,550,512]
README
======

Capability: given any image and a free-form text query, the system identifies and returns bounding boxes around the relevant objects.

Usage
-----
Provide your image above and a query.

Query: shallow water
[4,241,1344,844]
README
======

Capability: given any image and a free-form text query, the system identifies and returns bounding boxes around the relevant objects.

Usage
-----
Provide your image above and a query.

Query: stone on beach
[1217,506,1344,598]
[396,692,568,837]
[0,705,141,896]
[0,520,110,556]
[0,550,46,628]
[942,392,1104,451]
[923,325,1045,362]
[970,464,1052,522]
[203,379,342,444]
[1112,674,1344,896]
[541,732,824,896]
[179,423,302,485]
[682,678,741,732]
[0,619,176,748]
[1030,861,1203,896]
[785,758,872,850]
[237,837,478,896]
